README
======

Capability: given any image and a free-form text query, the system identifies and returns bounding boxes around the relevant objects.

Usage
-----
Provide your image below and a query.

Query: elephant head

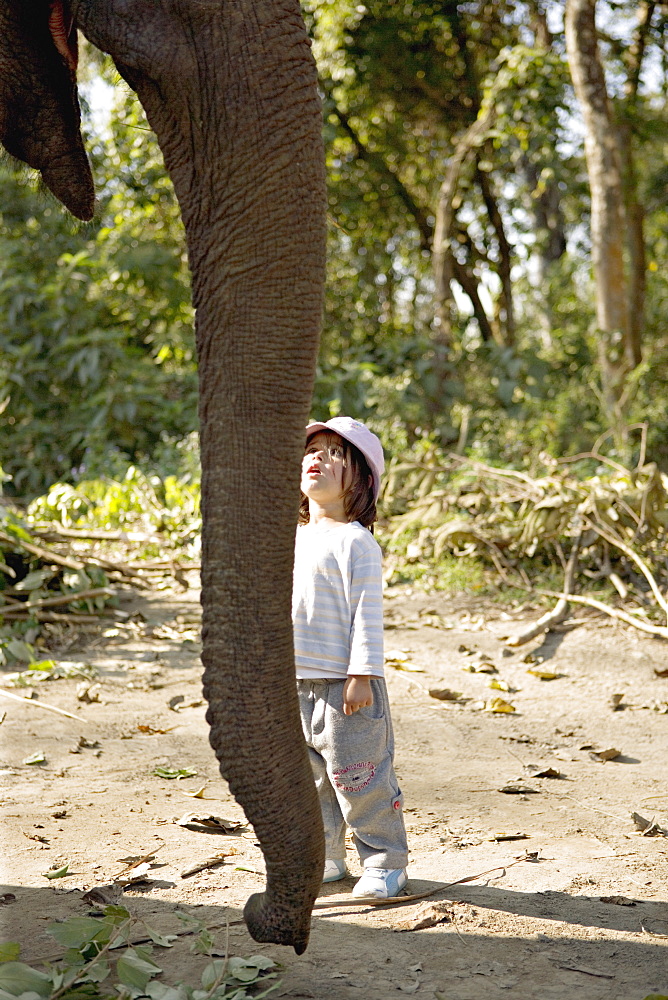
[0,0,326,953]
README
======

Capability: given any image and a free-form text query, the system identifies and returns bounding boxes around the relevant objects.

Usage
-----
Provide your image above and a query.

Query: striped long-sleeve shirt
[292,521,385,679]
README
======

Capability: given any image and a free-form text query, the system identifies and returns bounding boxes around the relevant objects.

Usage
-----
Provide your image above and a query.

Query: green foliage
[0,907,279,1000]
[2,659,96,688]
[384,443,668,621]
[302,0,668,471]
[2,2,668,529]
[27,466,200,541]
[0,74,196,497]
[0,462,200,658]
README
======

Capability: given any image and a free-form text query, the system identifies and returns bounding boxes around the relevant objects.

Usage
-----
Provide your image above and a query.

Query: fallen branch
[538,590,668,639]
[506,532,582,646]
[0,530,84,571]
[584,517,668,620]
[0,611,102,623]
[0,688,88,722]
[447,453,542,491]
[0,587,115,613]
[313,856,530,910]
[32,526,163,543]
[123,561,201,572]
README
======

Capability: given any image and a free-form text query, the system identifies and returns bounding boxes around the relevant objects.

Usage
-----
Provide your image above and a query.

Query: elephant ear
[0,0,94,220]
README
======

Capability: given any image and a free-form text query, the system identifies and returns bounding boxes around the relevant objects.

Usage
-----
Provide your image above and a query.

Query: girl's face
[301,432,348,507]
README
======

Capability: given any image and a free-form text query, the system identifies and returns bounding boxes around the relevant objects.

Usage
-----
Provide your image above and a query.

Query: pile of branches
[0,499,200,660]
[385,443,668,643]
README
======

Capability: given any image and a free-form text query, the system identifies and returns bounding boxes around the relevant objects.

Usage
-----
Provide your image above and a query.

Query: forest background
[2,0,668,659]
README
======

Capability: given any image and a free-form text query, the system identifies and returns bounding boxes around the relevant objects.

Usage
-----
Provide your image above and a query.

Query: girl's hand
[343,676,373,715]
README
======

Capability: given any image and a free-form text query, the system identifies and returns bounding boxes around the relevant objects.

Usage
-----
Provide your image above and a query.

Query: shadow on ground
[4,882,667,1000]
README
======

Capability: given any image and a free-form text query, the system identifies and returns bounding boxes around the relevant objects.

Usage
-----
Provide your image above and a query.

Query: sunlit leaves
[0,86,196,496]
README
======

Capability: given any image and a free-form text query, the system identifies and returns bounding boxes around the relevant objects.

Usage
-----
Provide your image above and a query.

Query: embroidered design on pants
[333,761,376,792]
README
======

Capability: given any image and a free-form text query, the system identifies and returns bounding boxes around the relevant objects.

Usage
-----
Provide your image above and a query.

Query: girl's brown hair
[299,430,377,530]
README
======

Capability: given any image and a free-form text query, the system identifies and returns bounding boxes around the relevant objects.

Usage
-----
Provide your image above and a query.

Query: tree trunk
[476,164,515,347]
[524,5,567,290]
[617,122,645,368]
[565,0,632,417]
[616,0,655,367]
[432,106,495,345]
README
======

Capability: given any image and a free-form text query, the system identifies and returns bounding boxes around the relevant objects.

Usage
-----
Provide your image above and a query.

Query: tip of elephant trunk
[244,891,312,955]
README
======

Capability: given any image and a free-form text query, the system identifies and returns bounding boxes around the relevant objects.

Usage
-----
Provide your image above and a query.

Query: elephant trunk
[83,1,327,951]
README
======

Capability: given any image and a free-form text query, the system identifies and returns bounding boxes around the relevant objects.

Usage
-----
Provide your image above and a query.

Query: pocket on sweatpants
[354,677,387,721]
[357,696,385,721]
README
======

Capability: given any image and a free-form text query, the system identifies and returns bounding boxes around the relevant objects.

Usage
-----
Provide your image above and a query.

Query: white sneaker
[323,858,348,883]
[352,867,408,898]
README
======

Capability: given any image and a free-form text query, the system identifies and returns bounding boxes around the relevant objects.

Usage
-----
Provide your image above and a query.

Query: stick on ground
[0,688,88,723]
[506,532,582,646]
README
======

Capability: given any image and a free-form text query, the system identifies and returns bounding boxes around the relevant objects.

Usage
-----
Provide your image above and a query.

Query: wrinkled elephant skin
[0,0,326,954]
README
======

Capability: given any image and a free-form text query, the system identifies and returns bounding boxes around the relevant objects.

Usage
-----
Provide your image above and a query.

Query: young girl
[292,416,408,898]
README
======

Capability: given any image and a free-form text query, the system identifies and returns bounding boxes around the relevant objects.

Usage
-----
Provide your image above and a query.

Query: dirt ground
[2,581,668,1000]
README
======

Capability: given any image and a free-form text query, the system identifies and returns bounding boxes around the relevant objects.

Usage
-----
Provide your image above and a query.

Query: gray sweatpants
[297,677,408,870]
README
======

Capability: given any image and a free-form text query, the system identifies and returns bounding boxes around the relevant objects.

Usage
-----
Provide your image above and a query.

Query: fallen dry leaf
[76,683,101,703]
[182,785,209,798]
[393,901,453,932]
[419,613,452,629]
[78,737,100,749]
[428,687,463,702]
[385,649,423,672]
[526,765,562,778]
[176,813,245,834]
[117,862,153,885]
[489,832,529,842]
[488,679,511,691]
[653,668,668,678]
[600,895,636,906]
[23,830,49,843]
[137,724,176,735]
[499,785,539,795]
[485,698,515,714]
[82,884,125,905]
[385,648,409,660]
[462,662,497,674]
[631,812,666,836]
[589,748,622,762]
[610,693,625,711]
[522,652,541,664]
[526,668,561,680]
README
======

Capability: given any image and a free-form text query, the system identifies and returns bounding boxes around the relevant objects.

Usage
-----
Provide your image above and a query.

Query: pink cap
[305,416,385,500]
